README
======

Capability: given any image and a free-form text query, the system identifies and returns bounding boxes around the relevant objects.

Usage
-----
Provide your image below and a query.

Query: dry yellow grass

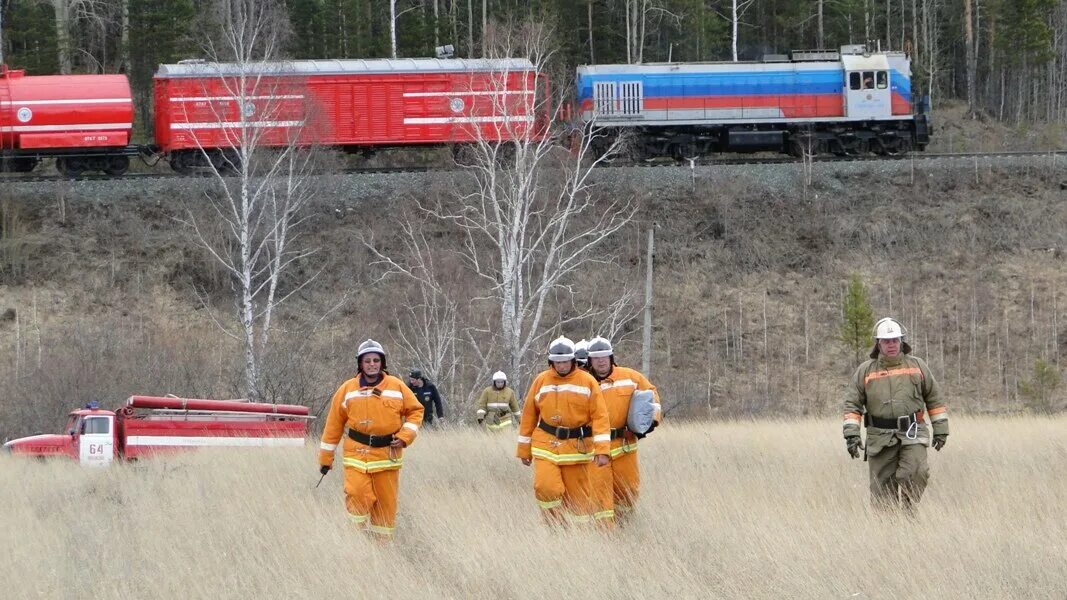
[1,417,1065,599]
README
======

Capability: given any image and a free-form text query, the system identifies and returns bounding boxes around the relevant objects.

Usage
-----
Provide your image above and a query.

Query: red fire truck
[2,396,311,467]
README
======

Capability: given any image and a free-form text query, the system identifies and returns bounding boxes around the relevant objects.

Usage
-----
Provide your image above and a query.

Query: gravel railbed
[2,154,1065,205]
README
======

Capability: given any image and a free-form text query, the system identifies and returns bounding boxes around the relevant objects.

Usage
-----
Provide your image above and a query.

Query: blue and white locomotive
[576,45,930,159]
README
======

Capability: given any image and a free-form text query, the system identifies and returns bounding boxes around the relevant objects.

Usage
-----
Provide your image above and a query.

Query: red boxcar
[0,64,134,175]
[153,58,549,173]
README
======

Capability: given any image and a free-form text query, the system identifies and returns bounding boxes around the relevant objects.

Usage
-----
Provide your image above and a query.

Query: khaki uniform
[843,355,949,509]
[476,385,520,430]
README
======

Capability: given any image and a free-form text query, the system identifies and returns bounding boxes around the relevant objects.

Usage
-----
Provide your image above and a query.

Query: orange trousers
[343,467,400,538]
[595,450,641,522]
[533,459,606,525]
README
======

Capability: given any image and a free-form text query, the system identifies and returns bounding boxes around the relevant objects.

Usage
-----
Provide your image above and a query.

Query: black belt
[864,411,923,431]
[537,420,591,440]
[347,429,397,448]
[610,426,630,440]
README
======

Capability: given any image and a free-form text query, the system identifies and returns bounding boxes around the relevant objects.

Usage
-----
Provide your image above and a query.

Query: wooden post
[642,227,654,375]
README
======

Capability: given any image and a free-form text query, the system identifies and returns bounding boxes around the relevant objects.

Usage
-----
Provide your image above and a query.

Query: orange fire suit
[592,365,660,521]
[319,372,424,538]
[516,367,610,525]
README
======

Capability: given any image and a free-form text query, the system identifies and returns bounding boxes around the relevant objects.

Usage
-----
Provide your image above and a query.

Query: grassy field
[1,417,1065,599]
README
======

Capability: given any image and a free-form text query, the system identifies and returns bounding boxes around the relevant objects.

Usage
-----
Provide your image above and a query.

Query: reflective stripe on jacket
[595,365,660,457]
[842,355,948,452]
[476,386,519,427]
[516,367,610,463]
[319,373,425,472]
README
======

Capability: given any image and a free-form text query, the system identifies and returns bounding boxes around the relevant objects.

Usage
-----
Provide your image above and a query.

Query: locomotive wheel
[55,157,87,178]
[833,136,866,157]
[170,152,197,175]
[104,156,130,176]
[884,137,911,156]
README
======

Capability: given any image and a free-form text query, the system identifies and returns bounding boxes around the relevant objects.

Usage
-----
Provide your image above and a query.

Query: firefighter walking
[843,318,949,512]
[476,371,520,430]
[319,339,425,539]
[516,336,611,525]
[585,336,661,525]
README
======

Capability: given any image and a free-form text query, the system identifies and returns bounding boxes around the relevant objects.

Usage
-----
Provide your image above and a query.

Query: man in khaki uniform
[843,318,949,511]
[476,371,520,430]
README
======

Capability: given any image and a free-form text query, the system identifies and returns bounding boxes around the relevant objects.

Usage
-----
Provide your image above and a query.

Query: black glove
[932,434,947,451]
[319,465,331,476]
[845,435,863,459]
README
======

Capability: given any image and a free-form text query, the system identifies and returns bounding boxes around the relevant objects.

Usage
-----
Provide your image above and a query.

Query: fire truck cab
[68,405,117,466]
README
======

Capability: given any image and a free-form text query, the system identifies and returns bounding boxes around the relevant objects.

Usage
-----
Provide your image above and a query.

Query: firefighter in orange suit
[516,336,611,525]
[319,339,424,539]
[585,336,661,525]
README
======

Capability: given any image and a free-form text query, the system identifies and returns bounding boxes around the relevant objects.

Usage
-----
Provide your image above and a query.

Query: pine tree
[840,273,875,364]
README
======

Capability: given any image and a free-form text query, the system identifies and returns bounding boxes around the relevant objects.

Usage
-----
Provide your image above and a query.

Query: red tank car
[0,65,135,175]
[153,58,549,173]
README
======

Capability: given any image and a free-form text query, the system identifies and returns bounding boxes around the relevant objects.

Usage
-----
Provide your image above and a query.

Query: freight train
[1,57,547,176]
[576,45,929,159]
[0,46,928,176]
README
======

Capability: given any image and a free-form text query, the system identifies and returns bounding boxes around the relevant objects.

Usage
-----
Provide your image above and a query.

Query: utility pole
[642,227,654,375]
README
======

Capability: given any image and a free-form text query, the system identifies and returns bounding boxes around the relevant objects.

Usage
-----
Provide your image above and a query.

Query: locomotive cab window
[863,72,875,89]
[849,72,861,90]
[877,71,889,89]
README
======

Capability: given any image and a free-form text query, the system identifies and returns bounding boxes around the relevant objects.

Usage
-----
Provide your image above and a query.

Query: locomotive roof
[156,58,536,78]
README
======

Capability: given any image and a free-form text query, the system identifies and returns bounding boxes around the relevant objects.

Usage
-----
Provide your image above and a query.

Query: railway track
[3,150,1065,183]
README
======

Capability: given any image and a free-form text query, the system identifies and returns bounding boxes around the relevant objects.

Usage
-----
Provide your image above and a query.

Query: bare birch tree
[442,22,636,379]
[178,0,321,400]
[362,220,460,401]
[623,0,680,64]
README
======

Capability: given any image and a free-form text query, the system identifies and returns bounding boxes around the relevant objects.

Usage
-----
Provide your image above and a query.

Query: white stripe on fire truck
[169,120,305,130]
[401,90,535,98]
[126,436,305,447]
[403,116,535,125]
[169,95,306,102]
[5,123,132,132]
[0,98,132,106]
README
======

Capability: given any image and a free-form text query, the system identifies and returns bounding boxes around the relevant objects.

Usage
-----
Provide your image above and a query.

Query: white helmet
[873,318,906,340]
[586,336,614,358]
[574,339,589,361]
[547,336,576,361]
[492,371,507,382]
[357,338,386,359]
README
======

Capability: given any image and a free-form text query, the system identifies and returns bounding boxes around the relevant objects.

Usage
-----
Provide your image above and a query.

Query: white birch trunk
[53,0,73,74]
[732,0,739,61]
[121,0,131,75]
[390,0,398,58]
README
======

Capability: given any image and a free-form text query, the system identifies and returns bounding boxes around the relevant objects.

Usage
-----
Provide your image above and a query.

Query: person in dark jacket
[408,370,444,426]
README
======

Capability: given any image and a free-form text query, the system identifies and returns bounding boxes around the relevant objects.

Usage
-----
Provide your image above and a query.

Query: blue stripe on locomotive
[576,68,912,104]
